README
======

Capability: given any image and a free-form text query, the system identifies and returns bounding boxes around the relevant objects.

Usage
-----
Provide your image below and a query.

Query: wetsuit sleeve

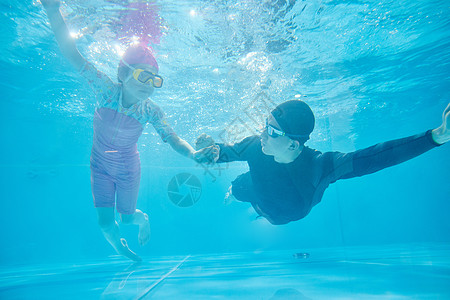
[79,62,117,106]
[216,136,257,162]
[323,130,441,183]
[145,101,176,143]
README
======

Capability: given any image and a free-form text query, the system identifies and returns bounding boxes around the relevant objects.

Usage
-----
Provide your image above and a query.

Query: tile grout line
[135,255,191,300]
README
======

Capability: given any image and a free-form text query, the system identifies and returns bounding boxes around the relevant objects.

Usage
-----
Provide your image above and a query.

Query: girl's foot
[119,238,142,262]
[138,213,151,246]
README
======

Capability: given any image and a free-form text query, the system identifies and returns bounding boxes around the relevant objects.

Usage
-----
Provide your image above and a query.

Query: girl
[42,0,217,261]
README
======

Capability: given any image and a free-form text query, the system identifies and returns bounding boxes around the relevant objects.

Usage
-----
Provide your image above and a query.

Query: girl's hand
[41,0,61,11]
[193,145,220,164]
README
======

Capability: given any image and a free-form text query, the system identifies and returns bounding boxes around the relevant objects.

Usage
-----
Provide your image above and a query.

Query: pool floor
[1,243,449,299]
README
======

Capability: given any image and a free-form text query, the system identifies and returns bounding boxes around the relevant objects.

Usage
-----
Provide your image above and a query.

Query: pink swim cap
[119,44,159,71]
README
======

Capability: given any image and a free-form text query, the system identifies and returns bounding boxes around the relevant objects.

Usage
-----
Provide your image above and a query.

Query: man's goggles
[265,119,309,139]
[121,60,163,88]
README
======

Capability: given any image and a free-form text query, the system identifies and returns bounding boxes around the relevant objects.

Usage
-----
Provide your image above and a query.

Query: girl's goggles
[121,60,163,88]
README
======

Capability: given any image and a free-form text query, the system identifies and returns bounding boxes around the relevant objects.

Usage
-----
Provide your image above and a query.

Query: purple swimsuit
[81,62,175,214]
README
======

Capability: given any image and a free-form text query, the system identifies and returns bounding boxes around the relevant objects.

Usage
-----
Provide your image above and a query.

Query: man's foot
[224,186,236,205]
[118,238,142,262]
[138,213,150,246]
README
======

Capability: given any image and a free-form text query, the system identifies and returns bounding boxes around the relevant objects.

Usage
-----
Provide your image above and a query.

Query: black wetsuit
[217,130,440,225]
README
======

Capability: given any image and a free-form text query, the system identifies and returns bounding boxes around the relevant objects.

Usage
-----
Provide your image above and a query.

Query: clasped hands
[193,133,220,164]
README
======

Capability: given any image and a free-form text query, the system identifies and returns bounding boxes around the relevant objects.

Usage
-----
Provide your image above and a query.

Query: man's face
[260,114,293,157]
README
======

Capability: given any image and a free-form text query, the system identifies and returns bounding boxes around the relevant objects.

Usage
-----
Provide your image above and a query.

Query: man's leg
[97,207,141,262]
[121,209,151,246]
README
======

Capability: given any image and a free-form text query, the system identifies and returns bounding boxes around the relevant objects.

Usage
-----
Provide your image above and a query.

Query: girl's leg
[121,210,151,246]
[97,207,142,262]
[115,159,149,246]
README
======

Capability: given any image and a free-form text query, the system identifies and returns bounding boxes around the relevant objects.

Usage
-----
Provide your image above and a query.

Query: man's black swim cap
[271,100,315,144]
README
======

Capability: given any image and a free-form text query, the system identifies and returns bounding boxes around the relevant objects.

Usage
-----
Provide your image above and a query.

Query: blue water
[1,0,450,298]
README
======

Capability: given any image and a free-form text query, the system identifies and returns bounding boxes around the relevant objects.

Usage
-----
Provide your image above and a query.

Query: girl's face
[122,63,159,100]
[260,114,293,157]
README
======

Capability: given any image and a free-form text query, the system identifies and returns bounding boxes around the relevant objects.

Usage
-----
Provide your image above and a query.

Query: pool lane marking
[135,255,191,300]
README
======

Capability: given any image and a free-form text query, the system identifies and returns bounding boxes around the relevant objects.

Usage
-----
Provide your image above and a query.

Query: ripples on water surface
[3,0,450,148]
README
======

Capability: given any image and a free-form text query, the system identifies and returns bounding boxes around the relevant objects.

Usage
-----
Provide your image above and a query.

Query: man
[197,100,449,225]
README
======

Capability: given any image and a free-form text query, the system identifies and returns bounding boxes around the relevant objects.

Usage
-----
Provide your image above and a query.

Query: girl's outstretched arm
[167,134,219,164]
[432,103,450,145]
[42,0,85,70]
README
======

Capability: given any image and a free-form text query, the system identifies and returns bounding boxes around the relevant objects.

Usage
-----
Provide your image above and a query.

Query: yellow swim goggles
[121,59,163,88]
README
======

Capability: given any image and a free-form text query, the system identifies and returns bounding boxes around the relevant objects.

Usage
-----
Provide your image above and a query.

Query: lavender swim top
[80,62,175,153]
